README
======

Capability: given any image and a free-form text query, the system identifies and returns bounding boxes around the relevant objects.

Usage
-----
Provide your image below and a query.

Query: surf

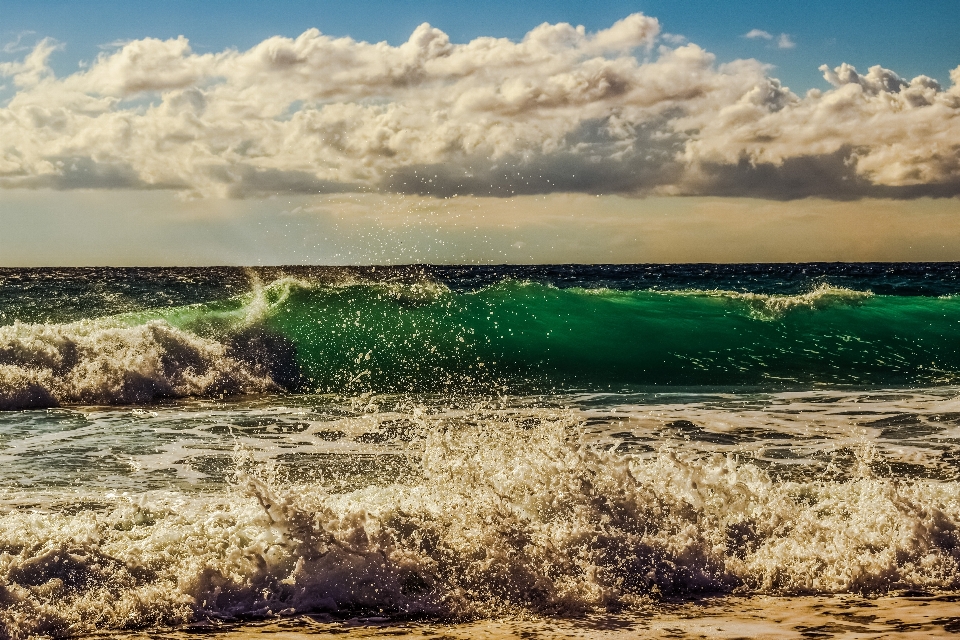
[1,414,958,636]
[2,276,960,408]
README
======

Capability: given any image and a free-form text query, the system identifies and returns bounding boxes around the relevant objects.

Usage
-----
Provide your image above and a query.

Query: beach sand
[105,595,960,639]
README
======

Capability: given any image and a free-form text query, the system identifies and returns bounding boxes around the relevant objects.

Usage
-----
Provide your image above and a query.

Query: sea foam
[683,283,874,319]
[0,415,957,636]
[0,319,275,409]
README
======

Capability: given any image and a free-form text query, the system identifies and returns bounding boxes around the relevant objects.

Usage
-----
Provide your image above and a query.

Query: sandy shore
[102,594,960,639]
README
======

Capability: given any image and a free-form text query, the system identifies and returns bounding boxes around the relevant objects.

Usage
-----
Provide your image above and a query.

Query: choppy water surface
[3,389,960,499]
[1,265,959,638]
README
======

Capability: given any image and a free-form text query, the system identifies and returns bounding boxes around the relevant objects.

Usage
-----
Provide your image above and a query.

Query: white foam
[541,282,873,319]
[689,283,874,319]
[0,319,275,409]
[0,414,957,635]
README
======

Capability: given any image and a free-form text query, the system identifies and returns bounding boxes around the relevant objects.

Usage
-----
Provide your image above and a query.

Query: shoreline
[104,594,960,639]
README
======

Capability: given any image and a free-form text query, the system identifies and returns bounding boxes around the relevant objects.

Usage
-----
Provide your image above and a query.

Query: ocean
[1,264,960,638]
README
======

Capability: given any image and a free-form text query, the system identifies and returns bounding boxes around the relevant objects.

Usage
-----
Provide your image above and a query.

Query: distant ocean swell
[2,277,960,408]
[1,417,958,635]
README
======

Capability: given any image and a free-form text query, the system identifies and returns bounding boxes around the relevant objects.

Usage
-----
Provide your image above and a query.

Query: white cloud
[744,30,795,50]
[743,29,774,41]
[0,15,958,200]
[1,31,37,54]
[0,37,61,87]
[777,34,796,49]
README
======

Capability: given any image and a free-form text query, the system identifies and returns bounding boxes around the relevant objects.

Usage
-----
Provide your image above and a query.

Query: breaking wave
[0,416,957,635]
[688,283,874,319]
[1,277,959,409]
[0,319,277,410]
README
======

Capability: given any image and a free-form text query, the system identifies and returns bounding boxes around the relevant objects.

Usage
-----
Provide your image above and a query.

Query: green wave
[144,278,960,391]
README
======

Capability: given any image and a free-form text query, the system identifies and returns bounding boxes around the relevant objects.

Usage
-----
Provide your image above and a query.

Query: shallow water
[1,265,959,638]
[1,390,960,636]
[2,388,960,500]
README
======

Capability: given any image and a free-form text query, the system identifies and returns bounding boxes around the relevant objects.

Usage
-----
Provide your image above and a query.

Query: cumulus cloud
[0,37,61,88]
[0,14,958,200]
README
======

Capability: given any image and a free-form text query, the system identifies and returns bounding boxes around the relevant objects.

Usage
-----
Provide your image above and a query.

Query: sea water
[0,264,959,638]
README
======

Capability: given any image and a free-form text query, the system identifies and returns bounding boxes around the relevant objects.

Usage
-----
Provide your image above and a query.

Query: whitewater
[1,264,959,639]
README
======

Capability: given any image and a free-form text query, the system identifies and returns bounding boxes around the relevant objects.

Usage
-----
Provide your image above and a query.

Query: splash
[0,414,958,636]
[0,319,276,409]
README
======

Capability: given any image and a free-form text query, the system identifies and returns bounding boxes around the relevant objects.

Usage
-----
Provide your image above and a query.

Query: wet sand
[106,594,960,639]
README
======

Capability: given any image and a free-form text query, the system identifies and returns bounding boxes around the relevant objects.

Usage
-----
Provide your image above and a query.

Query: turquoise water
[252,279,960,390]
[5,271,960,408]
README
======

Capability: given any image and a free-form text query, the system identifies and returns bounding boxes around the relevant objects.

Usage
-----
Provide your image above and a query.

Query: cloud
[0,15,958,200]
[777,34,795,49]
[0,37,61,87]
[743,29,774,41]
[744,29,795,50]
[2,31,37,54]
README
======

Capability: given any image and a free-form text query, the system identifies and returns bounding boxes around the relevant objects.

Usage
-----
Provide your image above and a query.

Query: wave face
[2,264,960,407]
[260,279,960,391]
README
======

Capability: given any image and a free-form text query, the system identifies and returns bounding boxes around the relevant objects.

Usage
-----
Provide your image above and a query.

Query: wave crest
[710,284,874,319]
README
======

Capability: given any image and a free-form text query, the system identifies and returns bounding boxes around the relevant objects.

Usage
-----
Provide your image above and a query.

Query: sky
[1,0,959,265]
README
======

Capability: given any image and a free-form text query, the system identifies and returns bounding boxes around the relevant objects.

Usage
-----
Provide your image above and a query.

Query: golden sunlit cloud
[1,15,959,201]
